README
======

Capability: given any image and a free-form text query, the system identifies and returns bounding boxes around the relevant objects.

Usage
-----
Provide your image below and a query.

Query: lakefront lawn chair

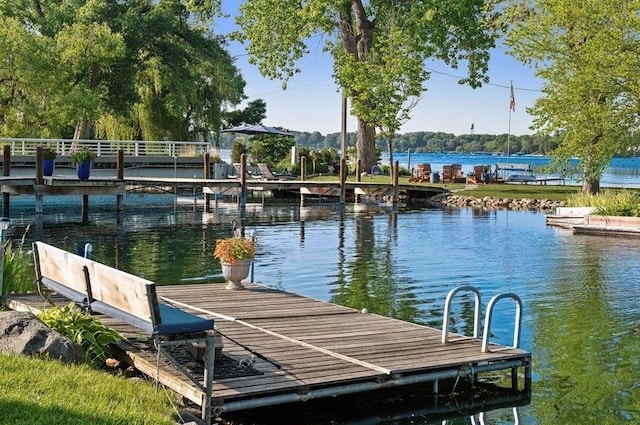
[467,165,485,184]
[409,163,431,182]
[441,165,453,183]
[452,163,466,182]
[256,163,295,180]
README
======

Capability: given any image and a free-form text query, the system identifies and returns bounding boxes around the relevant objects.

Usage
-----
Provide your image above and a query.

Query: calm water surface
[8,192,640,424]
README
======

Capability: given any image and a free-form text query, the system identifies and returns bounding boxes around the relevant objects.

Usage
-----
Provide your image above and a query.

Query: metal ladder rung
[441,286,523,354]
[441,285,481,344]
[481,292,522,353]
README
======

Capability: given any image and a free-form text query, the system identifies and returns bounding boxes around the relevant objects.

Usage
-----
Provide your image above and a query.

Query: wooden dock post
[300,156,307,206]
[116,149,124,180]
[238,154,247,237]
[355,159,362,203]
[203,153,211,213]
[116,149,124,224]
[339,157,346,205]
[35,147,44,214]
[393,160,399,206]
[35,147,43,185]
[82,194,89,223]
[116,149,124,184]
[2,145,10,217]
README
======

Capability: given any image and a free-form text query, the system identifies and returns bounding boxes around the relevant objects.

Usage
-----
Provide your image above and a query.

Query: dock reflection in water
[7,196,640,424]
[222,380,528,425]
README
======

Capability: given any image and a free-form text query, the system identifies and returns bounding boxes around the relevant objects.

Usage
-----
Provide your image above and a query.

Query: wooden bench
[32,241,215,423]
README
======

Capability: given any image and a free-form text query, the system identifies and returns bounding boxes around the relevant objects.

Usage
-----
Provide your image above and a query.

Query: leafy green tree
[249,134,296,167]
[235,1,498,173]
[0,0,244,143]
[231,139,247,164]
[222,99,267,128]
[216,99,267,149]
[503,0,640,193]
[0,15,57,137]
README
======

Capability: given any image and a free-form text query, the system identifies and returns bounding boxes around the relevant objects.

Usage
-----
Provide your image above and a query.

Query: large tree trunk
[338,2,377,173]
[71,64,100,152]
[581,157,601,194]
[70,119,92,152]
[73,119,92,140]
[356,119,376,172]
[582,177,600,194]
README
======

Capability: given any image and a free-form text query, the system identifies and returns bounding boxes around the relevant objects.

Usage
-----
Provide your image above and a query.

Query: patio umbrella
[221,123,295,137]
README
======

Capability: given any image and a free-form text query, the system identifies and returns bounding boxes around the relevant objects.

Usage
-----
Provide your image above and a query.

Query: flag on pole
[509,81,516,112]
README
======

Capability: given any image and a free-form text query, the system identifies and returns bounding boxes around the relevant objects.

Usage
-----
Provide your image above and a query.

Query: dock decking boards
[5,282,531,417]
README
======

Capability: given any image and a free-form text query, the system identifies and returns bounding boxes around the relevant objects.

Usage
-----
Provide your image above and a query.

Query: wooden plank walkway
[6,283,531,416]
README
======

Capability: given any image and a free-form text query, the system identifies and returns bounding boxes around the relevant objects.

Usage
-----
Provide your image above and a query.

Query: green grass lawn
[0,354,177,425]
[450,183,582,201]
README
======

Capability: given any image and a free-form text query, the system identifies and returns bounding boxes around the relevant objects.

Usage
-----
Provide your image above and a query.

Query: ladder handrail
[441,285,481,343]
[481,293,522,353]
[475,407,520,424]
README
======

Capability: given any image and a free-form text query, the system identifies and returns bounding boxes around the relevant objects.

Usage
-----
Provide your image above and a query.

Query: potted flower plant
[70,149,97,180]
[213,237,256,290]
[41,147,57,176]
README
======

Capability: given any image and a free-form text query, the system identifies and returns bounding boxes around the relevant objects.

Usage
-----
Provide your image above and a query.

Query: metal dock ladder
[441,285,529,393]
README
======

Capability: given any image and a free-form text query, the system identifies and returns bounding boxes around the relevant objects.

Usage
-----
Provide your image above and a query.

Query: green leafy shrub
[2,226,37,295]
[38,303,125,367]
[70,148,97,164]
[42,147,58,159]
[567,190,640,216]
[230,139,246,163]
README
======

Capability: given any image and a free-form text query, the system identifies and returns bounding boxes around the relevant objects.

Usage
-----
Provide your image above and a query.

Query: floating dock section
[6,283,531,418]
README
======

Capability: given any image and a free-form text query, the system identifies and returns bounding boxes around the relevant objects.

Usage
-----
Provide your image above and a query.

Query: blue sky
[218,5,543,137]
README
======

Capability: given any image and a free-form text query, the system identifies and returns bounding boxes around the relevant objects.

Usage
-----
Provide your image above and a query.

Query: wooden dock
[0,175,446,216]
[6,283,531,418]
[0,148,448,223]
[546,208,640,237]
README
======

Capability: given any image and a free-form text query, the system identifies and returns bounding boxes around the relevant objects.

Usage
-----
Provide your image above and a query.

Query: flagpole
[507,80,515,163]
[507,107,512,163]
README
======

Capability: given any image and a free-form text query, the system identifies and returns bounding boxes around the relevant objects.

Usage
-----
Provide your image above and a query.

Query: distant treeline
[219,131,560,155]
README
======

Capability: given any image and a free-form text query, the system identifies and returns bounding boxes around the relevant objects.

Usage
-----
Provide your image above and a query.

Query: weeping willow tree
[0,1,245,143]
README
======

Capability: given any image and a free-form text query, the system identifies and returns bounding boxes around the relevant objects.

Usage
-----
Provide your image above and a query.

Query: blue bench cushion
[90,301,213,336]
[157,303,214,336]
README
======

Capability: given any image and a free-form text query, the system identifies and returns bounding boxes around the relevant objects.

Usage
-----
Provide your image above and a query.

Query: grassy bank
[315,174,640,214]
[0,354,176,425]
[448,183,582,201]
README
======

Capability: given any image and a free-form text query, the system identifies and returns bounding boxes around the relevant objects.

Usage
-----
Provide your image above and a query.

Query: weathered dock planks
[6,282,531,417]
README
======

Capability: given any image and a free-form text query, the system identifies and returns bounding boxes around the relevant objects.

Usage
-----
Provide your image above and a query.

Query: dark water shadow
[220,379,530,425]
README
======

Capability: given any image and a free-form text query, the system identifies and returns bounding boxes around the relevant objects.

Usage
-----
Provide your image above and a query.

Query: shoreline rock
[428,193,566,212]
[0,311,84,363]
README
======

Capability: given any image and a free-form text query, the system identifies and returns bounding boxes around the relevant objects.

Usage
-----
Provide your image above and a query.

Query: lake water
[5,152,640,424]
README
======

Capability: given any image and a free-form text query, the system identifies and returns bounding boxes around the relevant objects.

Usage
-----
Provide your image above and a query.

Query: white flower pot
[221,259,252,290]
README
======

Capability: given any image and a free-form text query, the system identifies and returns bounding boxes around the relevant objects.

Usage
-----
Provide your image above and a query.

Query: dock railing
[0,137,211,157]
